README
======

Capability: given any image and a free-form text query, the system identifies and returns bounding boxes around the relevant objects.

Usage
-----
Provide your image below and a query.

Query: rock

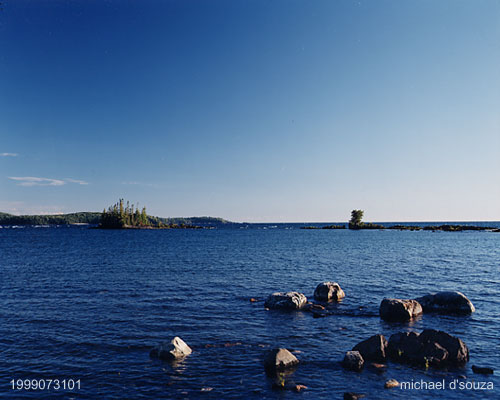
[419,329,469,366]
[385,379,399,388]
[379,298,423,321]
[314,282,345,301]
[150,336,192,361]
[264,292,307,310]
[388,329,469,367]
[387,331,424,364]
[342,351,364,372]
[369,362,387,373]
[352,334,388,363]
[344,393,365,400]
[293,384,307,392]
[415,291,475,314]
[264,348,299,372]
[471,365,494,374]
[422,341,449,366]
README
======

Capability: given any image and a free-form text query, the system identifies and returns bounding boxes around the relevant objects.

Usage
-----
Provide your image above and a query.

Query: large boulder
[314,282,345,301]
[342,351,364,372]
[387,329,469,367]
[150,336,192,361]
[415,291,475,315]
[352,334,388,363]
[379,298,423,321]
[264,292,307,310]
[264,348,299,372]
[419,329,469,366]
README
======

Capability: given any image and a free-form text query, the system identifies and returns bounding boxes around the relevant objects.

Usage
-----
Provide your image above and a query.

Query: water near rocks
[1,224,499,399]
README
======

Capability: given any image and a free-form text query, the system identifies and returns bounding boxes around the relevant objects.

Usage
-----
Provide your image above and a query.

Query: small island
[99,199,202,229]
[346,210,497,232]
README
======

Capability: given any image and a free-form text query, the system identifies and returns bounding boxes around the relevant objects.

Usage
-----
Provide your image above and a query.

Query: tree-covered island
[98,199,202,229]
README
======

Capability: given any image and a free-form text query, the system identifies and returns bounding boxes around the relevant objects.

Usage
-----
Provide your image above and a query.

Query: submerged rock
[352,334,388,363]
[379,298,423,321]
[415,291,475,314]
[472,365,494,375]
[150,336,192,361]
[264,348,299,372]
[342,351,364,372]
[264,292,307,310]
[344,393,365,400]
[313,282,345,301]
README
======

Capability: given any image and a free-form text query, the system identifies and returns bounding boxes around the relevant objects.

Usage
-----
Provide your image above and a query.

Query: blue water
[1,225,499,399]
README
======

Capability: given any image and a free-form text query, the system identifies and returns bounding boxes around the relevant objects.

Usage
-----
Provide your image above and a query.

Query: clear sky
[1,0,499,222]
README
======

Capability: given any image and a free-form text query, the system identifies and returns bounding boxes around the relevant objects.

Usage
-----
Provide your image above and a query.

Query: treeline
[100,199,154,229]
[0,212,101,225]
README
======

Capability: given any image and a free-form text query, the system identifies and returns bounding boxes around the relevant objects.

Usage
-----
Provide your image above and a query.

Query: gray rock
[264,292,307,310]
[264,348,299,372]
[342,351,364,372]
[415,291,475,314]
[353,334,388,363]
[150,336,192,361]
[313,282,345,301]
[379,298,423,321]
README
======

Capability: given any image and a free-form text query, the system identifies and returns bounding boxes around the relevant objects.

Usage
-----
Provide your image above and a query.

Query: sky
[0,0,499,222]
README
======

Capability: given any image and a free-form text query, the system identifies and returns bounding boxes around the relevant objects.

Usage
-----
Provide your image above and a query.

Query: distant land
[0,212,234,227]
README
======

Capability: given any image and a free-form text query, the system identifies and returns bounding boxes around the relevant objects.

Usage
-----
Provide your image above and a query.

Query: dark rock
[150,336,192,361]
[264,292,307,310]
[388,329,468,367]
[379,298,423,321]
[415,291,475,314]
[344,393,365,400]
[387,331,424,364]
[422,341,449,366]
[314,281,345,301]
[419,329,469,366]
[353,334,388,363]
[472,365,494,374]
[264,348,299,372]
[342,351,364,372]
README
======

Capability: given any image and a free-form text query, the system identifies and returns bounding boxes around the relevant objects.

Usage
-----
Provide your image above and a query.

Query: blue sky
[1,0,499,222]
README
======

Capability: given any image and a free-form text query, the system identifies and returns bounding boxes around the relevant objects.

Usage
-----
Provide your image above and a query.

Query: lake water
[1,225,499,399]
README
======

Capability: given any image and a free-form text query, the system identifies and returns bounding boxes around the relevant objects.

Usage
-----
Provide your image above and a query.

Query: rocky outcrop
[264,348,299,372]
[150,336,192,361]
[264,292,307,310]
[342,351,364,371]
[379,298,423,321]
[313,282,345,301]
[415,291,475,314]
[352,334,388,363]
[387,329,469,367]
